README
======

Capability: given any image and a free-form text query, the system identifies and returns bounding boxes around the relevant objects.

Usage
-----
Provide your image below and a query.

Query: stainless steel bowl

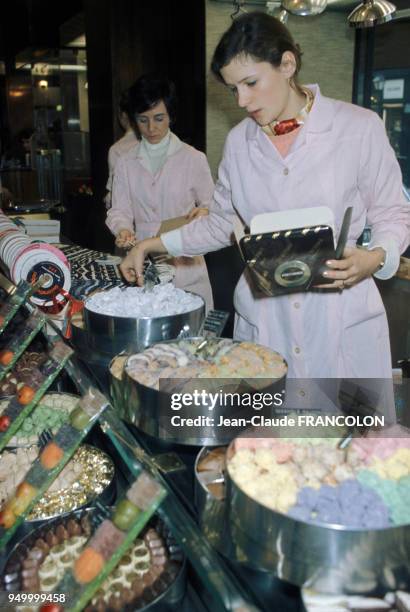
[83,291,205,356]
[223,438,410,595]
[122,337,287,446]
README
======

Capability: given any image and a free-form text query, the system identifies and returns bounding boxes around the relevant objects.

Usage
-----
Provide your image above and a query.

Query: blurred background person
[104,89,138,209]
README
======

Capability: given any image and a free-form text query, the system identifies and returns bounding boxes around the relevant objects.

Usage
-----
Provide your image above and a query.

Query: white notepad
[250,207,336,245]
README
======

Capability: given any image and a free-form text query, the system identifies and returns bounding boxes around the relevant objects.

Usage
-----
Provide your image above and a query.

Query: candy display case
[0,272,267,612]
[1,265,408,611]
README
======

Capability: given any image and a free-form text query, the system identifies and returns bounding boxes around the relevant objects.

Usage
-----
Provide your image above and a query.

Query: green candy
[22,420,33,432]
[112,499,141,532]
[69,406,90,430]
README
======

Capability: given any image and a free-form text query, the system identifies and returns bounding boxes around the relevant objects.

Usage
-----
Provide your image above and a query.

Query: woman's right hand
[115,229,136,248]
[119,237,167,285]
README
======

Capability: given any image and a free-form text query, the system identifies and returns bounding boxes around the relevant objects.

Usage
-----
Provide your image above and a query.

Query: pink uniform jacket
[106,135,214,310]
[106,130,138,193]
[170,86,410,378]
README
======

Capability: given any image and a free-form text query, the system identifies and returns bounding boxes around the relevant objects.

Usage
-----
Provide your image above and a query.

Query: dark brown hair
[127,74,177,125]
[211,12,303,94]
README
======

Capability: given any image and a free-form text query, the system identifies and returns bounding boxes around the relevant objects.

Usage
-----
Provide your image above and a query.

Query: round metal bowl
[70,312,117,390]
[2,508,186,611]
[223,436,410,595]
[122,337,287,446]
[83,289,205,357]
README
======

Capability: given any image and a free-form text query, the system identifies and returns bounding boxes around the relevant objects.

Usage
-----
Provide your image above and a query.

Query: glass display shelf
[0,277,286,611]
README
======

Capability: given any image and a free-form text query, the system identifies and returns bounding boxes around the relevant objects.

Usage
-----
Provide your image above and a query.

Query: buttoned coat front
[174,86,410,378]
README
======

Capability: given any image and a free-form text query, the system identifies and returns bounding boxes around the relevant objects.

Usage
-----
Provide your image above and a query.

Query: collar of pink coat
[247,84,336,142]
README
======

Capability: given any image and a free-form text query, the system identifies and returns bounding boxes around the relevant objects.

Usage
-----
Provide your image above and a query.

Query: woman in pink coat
[106,74,214,310]
[120,14,410,381]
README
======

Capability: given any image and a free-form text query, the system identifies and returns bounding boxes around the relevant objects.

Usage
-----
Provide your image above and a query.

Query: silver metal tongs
[193,310,230,356]
[121,238,161,290]
[143,255,161,291]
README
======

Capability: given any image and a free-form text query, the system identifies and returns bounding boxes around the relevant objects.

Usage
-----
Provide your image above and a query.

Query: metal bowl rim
[84,289,205,322]
[109,352,129,381]
[124,336,289,388]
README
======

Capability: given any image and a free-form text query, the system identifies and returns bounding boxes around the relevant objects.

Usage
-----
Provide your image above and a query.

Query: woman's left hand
[316,246,385,290]
[185,207,209,221]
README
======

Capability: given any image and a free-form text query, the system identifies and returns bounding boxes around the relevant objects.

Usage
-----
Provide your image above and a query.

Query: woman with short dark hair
[120,14,410,380]
[128,74,177,129]
[106,73,214,310]
[211,11,303,90]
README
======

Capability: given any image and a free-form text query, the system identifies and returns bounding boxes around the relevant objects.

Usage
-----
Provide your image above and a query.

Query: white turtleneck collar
[138,131,183,175]
[140,130,170,175]
[141,130,170,153]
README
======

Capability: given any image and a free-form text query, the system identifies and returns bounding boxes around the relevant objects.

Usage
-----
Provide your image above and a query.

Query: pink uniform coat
[106,134,214,310]
[171,86,410,378]
[106,130,138,193]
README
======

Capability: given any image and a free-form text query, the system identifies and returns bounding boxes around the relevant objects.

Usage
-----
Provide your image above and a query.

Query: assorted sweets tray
[0,393,79,447]
[125,337,287,391]
[0,387,109,547]
[2,510,184,611]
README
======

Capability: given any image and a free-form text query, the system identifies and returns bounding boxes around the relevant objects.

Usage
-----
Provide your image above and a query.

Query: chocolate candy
[67,519,82,536]
[131,578,145,596]
[55,525,69,541]
[45,532,59,547]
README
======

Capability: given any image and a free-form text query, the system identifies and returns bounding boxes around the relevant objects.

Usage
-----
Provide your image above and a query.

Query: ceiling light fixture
[280,0,327,16]
[348,0,396,27]
[278,8,290,21]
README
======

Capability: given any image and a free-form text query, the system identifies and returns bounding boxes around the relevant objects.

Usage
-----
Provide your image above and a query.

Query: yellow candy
[369,449,410,480]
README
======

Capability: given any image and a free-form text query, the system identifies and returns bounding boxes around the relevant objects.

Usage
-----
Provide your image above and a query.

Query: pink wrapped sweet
[89,520,125,560]
[352,425,410,464]
[233,437,294,463]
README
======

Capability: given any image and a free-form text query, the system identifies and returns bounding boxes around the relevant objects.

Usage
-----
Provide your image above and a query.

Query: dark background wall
[83,0,206,249]
[0,0,206,250]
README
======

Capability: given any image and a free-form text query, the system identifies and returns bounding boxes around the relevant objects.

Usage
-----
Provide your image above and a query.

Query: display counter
[0,273,302,611]
[0,247,409,612]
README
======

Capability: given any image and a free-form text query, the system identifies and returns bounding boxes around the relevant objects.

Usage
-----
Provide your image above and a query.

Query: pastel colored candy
[357,470,410,526]
[291,480,390,528]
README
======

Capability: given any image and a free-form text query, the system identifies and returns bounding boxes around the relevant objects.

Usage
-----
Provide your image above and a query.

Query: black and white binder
[238,206,352,297]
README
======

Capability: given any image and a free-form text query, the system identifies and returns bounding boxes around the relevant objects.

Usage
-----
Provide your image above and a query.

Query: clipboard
[239,207,352,297]
[157,215,190,235]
